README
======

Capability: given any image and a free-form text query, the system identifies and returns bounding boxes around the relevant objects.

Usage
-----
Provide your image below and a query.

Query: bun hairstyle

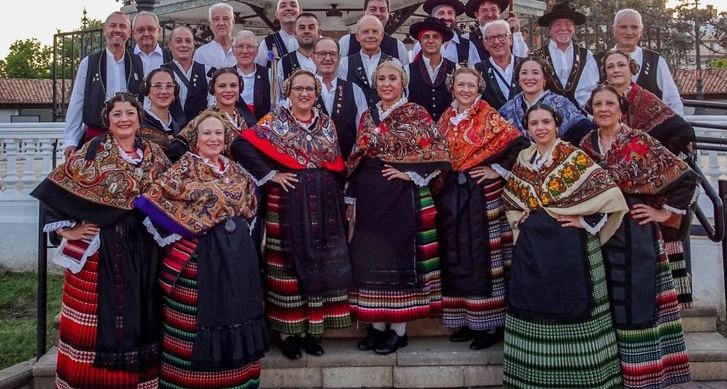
[281,69,322,98]
[514,55,553,85]
[372,59,409,90]
[101,92,144,129]
[446,65,486,94]
[585,83,629,115]
[209,67,244,95]
[599,49,640,79]
[523,102,563,132]
[141,67,179,96]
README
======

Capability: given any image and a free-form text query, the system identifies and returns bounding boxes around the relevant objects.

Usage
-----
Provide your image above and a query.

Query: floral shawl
[241,106,345,172]
[437,99,523,171]
[499,90,587,138]
[348,102,450,173]
[503,139,627,243]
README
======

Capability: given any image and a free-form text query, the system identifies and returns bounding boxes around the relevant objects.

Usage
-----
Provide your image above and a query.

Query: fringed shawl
[437,99,523,171]
[503,139,627,244]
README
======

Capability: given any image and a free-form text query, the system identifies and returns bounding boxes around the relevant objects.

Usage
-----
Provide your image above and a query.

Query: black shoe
[448,327,475,342]
[279,335,302,359]
[357,327,385,351]
[373,330,408,355]
[298,334,324,356]
[470,328,504,350]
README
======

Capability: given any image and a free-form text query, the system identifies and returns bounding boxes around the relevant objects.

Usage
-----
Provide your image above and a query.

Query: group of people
[33,0,699,388]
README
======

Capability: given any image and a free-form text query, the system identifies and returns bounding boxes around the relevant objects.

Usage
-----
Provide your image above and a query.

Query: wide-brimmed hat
[423,0,466,16]
[537,1,586,27]
[464,0,509,19]
[410,17,455,42]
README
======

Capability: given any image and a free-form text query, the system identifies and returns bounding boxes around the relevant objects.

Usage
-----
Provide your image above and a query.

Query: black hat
[537,1,586,26]
[422,0,466,16]
[464,0,509,19]
[410,17,455,42]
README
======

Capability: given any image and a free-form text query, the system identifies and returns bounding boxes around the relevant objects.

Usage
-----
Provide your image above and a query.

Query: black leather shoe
[470,328,504,350]
[357,327,385,351]
[448,327,475,342]
[373,330,408,355]
[279,336,302,359]
[299,334,324,356]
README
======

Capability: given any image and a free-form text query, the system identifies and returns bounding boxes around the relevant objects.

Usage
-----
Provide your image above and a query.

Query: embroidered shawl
[134,152,257,239]
[499,90,587,137]
[348,102,450,173]
[503,139,627,243]
[437,99,523,171]
[241,106,345,172]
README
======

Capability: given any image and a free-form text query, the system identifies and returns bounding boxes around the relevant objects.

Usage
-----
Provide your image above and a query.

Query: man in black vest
[162,26,212,128]
[313,37,368,159]
[473,20,523,109]
[276,13,319,102]
[412,0,480,66]
[594,8,683,114]
[406,17,455,122]
[463,0,528,60]
[132,11,172,76]
[337,15,394,110]
[232,30,272,124]
[256,0,302,67]
[338,0,410,66]
[531,1,598,111]
[63,11,144,158]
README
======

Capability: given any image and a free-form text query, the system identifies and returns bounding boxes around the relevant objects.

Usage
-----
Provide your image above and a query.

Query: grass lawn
[0,271,63,370]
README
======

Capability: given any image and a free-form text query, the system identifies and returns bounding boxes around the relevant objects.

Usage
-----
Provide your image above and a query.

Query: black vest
[468,28,488,61]
[593,48,661,98]
[162,60,209,128]
[249,63,271,121]
[454,33,474,65]
[161,47,173,64]
[474,56,523,110]
[82,50,144,129]
[316,79,358,160]
[264,32,292,67]
[407,57,455,122]
[281,51,303,80]
[533,43,589,109]
[346,33,400,60]
[346,52,393,110]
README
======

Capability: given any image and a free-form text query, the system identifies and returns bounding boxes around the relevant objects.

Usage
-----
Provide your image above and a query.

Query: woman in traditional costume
[231,69,353,359]
[580,84,695,388]
[347,59,451,355]
[30,92,170,388]
[499,56,594,145]
[502,103,627,388]
[602,49,697,307]
[435,66,529,350]
[139,68,183,154]
[134,110,267,388]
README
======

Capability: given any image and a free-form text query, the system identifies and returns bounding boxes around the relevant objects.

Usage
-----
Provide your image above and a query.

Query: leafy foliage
[1,39,52,79]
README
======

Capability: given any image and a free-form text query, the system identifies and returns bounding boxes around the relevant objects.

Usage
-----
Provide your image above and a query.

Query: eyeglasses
[314,51,339,59]
[291,86,315,94]
[134,26,158,34]
[234,44,257,51]
[484,33,511,43]
[151,83,175,90]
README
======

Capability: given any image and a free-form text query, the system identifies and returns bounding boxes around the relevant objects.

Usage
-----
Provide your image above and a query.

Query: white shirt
[624,46,684,115]
[337,50,382,86]
[547,40,599,110]
[276,51,317,102]
[489,54,515,100]
[237,66,257,104]
[403,55,446,97]
[133,43,165,76]
[256,29,298,67]
[169,60,215,111]
[63,48,128,147]
[193,39,236,70]
[316,75,368,127]
[338,33,410,66]
[412,33,481,66]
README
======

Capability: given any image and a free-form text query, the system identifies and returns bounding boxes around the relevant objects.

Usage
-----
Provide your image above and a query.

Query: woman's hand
[556,215,583,229]
[57,222,100,241]
[270,172,298,192]
[382,165,412,182]
[630,204,672,225]
[469,166,500,184]
[346,205,355,222]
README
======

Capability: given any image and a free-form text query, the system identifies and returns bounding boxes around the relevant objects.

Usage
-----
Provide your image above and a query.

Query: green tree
[708,58,727,68]
[2,38,52,78]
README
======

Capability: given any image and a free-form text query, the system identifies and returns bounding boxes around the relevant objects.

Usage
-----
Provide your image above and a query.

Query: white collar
[105,48,125,64]
[133,43,163,57]
[449,97,480,125]
[376,97,407,121]
[548,39,573,53]
[360,50,382,61]
[316,75,338,92]
[523,90,547,109]
[237,65,257,77]
[489,54,514,71]
[145,108,173,133]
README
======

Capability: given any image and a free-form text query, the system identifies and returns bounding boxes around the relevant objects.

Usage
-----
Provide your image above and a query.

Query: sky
[0,0,725,58]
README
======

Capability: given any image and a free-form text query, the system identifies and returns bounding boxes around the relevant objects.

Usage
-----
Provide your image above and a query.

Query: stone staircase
[31,305,727,388]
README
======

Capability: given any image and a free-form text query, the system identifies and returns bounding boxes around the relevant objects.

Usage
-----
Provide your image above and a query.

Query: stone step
[32,332,727,388]
[682,306,719,333]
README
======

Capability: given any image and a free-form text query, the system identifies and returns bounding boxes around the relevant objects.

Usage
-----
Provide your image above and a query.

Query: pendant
[224,219,237,233]
[135,168,144,176]
[306,134,312,141]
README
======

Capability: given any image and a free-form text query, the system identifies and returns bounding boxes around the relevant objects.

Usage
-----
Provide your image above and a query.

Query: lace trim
[43,220,74,233]
[580,214,608,235]
[253,170,278,186]
[52,235,100,274]
[491,163,509,179]
[344,196,356,205]
[405,170,441,187]
[145,109,173,133]
[663,204,687,215]
[194,154,230,176]
[376,97,408,121]
[247,217,257,236]
[142,217,182,247]
[117,144,143,164]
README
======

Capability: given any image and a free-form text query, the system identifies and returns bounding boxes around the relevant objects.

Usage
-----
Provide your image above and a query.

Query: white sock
[391,322,406,336]
[372,322,386,332]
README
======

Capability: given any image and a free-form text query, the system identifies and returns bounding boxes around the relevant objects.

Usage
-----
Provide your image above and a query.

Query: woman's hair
[514,55,553,85]
[209,67,243,96]
[101,92,144,129]
[281,69,322,97]
[599,49,640,79]
[446,66,486,94]
[523,102,563,132]
[585,83,630,115]
[141,67,179,97]
[372,59,409,90]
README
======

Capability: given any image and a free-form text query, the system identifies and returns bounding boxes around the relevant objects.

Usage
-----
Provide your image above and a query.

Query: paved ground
[676,383,727,388]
